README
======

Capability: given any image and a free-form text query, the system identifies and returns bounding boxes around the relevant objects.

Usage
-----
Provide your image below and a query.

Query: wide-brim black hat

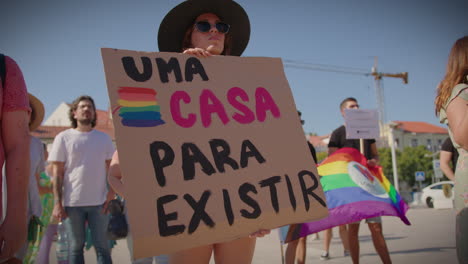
[158,0,250,56]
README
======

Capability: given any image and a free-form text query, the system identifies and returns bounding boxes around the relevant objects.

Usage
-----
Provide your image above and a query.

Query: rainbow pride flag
[114,87,165,127]
[279,147,410,243]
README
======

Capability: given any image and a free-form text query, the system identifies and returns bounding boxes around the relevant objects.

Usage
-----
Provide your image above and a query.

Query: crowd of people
[1,0,466,263]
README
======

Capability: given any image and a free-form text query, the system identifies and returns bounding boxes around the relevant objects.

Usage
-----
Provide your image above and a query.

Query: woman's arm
[447,96,468,150]
[439,150,455,181]
[108,151,126,198]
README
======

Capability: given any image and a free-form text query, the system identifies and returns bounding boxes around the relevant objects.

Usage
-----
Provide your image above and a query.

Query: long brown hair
[435,36,468,115]
[181,19,232,55]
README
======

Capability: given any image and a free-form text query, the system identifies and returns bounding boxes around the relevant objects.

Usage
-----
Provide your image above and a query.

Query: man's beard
[78,118,93,126]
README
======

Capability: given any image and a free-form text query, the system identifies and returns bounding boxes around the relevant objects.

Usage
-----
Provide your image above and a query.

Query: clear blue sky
[3,0,467,135]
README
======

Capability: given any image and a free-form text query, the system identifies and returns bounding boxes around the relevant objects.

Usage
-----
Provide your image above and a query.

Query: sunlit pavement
[49,206,456,264]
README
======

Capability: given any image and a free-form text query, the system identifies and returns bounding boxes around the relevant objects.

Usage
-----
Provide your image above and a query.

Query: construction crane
[370,57,408,138]
[284,58,408,191]
[283,58,408,138]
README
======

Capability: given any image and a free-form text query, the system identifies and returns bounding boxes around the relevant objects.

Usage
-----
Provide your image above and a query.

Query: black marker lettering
[122,56,152,82]
[156,57,183,83]
[298,170,326,211]
[183,191,215,234]
[157,194,185,236]
[149,141,175,187]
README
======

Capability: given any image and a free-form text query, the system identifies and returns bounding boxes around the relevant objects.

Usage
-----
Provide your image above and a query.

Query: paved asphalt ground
[49,206,456,264]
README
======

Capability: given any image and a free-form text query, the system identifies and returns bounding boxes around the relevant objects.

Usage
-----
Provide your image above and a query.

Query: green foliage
[316,152,328,164]
[378,147,395,181]
[399,146,434,186]
[378,146,434,186]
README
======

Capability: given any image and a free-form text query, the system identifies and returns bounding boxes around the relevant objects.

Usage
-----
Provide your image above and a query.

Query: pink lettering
[255,87,281,122]
[170,91,196,128]
[227,87,255,124]
[200,89,230,128]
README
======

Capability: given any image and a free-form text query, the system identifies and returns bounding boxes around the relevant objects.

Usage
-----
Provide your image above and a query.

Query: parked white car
[421,181,454,208]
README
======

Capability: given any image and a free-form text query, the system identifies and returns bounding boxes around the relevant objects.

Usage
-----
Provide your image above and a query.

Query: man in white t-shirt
[49,95,114,264]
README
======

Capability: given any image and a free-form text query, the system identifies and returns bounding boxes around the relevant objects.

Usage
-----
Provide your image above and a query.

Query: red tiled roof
[33,107,114,140]
[31,125,115,140]
[32,124,115,140]
[394,121,447,134]
[96,109,112,126]
[31,126,69,139]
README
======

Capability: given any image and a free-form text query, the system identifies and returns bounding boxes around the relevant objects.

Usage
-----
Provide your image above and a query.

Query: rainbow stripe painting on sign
[115,87,165,127]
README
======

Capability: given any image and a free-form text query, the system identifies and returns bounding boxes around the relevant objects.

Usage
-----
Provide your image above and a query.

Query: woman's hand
[183,48,213,58]
[249,229,271,238]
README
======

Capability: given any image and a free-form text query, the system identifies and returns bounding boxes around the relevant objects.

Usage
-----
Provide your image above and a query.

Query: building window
[426,139,432,151]
[437,139,443,150]
[411,138,418,147]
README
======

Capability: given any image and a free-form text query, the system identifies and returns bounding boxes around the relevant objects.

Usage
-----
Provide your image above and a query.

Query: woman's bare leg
[285,239,298,264]
[213,236,256,264]
[295,237,307,264]
[169,244,213,264]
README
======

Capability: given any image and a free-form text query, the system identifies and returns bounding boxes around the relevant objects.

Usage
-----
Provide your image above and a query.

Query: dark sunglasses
[194,21,230,34]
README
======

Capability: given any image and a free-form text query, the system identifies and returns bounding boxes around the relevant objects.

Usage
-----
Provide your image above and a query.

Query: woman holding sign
[435,35,468,264]
[158,0,268,263]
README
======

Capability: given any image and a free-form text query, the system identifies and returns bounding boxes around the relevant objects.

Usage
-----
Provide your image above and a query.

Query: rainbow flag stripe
[116,87,165,127]
[279,147,410,243]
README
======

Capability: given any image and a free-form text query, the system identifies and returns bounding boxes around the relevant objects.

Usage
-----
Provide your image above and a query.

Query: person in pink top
[0,54,31,263]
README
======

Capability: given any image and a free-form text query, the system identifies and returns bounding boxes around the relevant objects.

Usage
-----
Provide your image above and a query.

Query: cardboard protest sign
[101,48,328,258]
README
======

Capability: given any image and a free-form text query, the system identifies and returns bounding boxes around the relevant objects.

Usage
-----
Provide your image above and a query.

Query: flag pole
[280,242,285,264]
[359,138,364,155]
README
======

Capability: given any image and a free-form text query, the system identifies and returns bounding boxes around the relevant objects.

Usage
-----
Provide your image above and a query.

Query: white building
[309,121,448,153]
[385,121,448,152]
[43,102,71,126]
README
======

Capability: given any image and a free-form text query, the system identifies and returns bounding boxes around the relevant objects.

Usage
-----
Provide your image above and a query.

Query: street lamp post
[388,122,399,192]
[424,151,441,184]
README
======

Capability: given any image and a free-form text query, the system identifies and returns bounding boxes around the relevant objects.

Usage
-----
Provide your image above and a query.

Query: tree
[378,146,433,187]
[378,147,395,183]
[316,151,328,164]
[398,146,433,186]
